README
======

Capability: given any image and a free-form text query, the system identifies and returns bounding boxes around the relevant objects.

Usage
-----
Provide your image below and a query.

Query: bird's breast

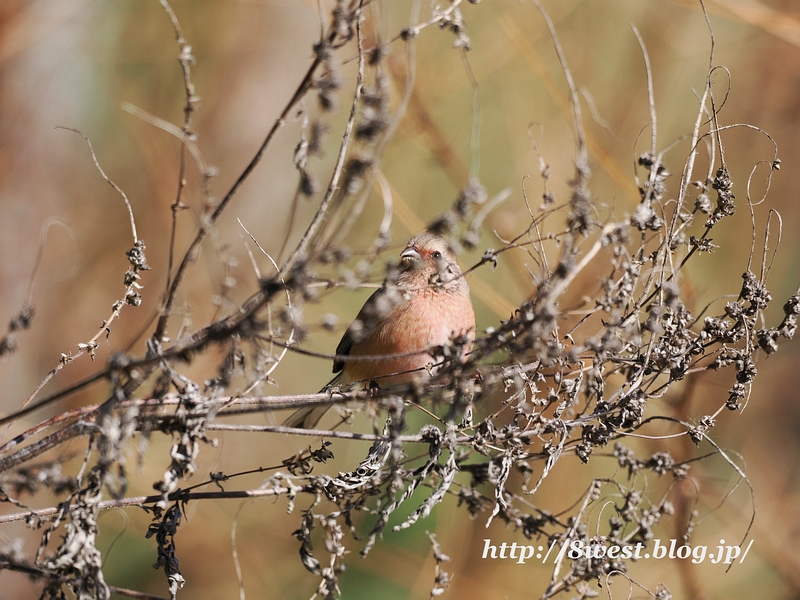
[342,289,475,385]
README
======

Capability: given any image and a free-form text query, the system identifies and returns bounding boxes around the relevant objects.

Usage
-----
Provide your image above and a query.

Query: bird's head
[399,233,467,292]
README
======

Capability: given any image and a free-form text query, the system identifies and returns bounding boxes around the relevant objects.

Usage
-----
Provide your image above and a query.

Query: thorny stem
[56,127,139,244]
[281,1,368,273]
[3,2,798,599]
[157,0,197,324]
[0,486,313,525]
[153,13,344,342]
[4,128,148,434]
[327,0,420,249]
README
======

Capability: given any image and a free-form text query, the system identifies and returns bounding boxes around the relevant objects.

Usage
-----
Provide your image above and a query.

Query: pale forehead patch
[406,232,453,255]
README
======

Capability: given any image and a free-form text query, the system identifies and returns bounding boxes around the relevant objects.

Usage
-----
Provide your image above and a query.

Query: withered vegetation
[0,1,796,599]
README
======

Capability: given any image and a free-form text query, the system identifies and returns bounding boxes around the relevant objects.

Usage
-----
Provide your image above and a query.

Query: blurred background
[0,0,798,598]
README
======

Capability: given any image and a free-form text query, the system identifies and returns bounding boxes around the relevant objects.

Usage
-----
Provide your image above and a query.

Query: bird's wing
[333,287,386,373]
[333,328,354,373]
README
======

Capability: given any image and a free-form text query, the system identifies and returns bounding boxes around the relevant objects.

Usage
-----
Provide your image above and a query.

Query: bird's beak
[400,246,421,262]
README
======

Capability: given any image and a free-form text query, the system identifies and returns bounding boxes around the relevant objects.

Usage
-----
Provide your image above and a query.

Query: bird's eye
[432,251,442,259]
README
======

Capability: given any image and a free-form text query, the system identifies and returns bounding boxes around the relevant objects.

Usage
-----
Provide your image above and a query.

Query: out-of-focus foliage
[0,1,799,599]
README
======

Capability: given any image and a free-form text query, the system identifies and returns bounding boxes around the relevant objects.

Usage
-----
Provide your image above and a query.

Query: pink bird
[284,232,476,428]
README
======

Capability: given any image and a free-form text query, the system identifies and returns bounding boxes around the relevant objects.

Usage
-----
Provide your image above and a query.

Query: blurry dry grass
[0,0,799,599]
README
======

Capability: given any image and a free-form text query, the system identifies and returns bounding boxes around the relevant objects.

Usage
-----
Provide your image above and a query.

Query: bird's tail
[282,374,342,429]
[282,404,332,429]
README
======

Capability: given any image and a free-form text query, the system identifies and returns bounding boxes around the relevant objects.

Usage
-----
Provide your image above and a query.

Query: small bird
[284,232,476,428]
